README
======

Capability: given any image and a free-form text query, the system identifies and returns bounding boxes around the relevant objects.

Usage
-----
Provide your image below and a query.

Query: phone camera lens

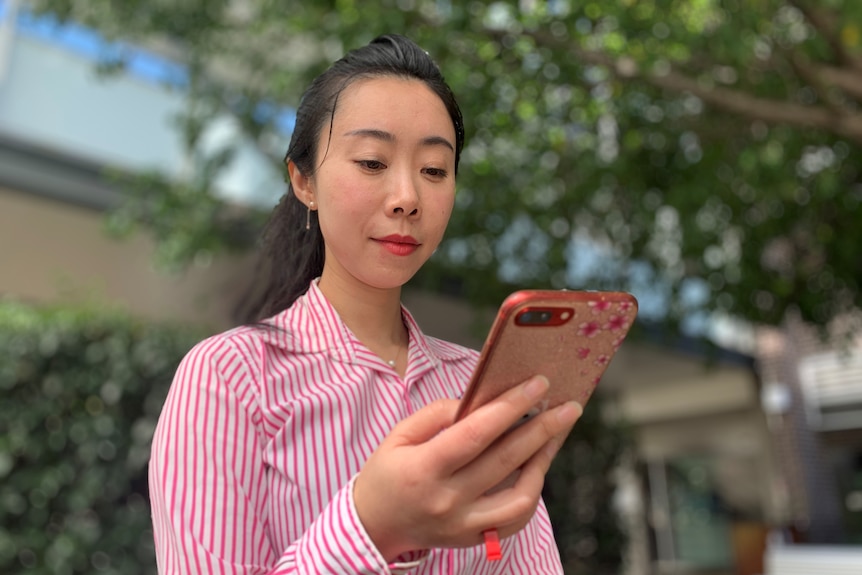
[518,310,553,324]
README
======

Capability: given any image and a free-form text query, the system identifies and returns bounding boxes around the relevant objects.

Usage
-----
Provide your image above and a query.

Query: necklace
[386,344,403,368]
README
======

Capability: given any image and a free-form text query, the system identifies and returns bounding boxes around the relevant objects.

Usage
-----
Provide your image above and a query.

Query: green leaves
[0,301,201,574]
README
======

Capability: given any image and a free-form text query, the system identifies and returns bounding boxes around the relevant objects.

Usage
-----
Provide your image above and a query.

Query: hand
[352,375,582,561]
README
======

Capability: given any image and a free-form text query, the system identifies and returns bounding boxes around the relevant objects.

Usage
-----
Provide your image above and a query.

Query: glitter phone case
[454,290,638,422]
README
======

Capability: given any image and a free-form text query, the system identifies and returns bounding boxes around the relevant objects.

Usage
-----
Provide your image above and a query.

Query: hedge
[0,300,202,575]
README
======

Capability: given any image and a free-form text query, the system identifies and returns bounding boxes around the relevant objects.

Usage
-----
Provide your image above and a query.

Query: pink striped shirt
[149,280,563,574]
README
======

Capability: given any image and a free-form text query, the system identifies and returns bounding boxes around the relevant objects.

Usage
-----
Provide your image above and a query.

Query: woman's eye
[423,167,449,178]
[357,160,385,171]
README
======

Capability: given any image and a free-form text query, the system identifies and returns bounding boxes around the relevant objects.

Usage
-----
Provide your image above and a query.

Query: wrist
[352,472,418,561]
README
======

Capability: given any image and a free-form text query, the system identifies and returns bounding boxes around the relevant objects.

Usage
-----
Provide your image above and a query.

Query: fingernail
[523,376,549,400]
[556,401,583,425]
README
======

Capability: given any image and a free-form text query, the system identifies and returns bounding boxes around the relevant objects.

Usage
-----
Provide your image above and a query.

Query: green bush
[0,301,202,575]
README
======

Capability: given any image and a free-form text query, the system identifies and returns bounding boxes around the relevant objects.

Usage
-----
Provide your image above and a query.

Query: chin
[363,269,419,290]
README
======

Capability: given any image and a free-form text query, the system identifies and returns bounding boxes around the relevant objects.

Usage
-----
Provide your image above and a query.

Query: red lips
[375,234,420,256]
[378,234,418,244]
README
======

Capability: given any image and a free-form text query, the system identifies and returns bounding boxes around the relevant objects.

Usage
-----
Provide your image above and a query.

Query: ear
[288,160,315,207]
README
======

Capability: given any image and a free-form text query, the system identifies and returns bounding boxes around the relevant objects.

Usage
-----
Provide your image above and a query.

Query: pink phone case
[455,290,638,421]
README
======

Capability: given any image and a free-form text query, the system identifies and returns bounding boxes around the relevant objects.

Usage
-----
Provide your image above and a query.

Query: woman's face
[291,76,457,293]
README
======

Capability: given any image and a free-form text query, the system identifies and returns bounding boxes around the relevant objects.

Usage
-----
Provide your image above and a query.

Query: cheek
[319,175,370,218]
[435,193,456,221]
[438,206,453,225]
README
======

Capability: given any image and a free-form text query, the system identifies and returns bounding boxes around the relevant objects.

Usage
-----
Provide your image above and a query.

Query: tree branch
[817,63,862,102]
[788,0,862,71]
[553,41,862,145]
[508,25,862,144]
[647,66,862,144]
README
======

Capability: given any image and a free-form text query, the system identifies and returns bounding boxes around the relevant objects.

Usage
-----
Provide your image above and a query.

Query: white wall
[0,6,283,206]
[0,32,186,172]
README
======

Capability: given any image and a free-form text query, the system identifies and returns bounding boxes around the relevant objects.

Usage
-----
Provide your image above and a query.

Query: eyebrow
[344,128,455,153]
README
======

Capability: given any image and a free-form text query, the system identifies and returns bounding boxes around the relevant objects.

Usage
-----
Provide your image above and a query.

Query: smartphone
[454,289,638,423]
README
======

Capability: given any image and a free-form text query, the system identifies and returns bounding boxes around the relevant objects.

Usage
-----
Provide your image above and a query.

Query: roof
[0,129,120,210]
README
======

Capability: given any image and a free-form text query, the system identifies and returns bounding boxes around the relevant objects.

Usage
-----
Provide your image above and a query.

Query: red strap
[483,529,502,561]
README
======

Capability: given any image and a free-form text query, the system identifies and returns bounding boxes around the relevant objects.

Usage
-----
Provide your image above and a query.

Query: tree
[29,0,862,335]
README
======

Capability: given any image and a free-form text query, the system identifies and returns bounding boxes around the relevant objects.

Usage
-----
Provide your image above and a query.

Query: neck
[317,270,408,354]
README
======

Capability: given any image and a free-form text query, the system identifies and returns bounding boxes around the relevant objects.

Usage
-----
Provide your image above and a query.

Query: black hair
[243,34,465,322]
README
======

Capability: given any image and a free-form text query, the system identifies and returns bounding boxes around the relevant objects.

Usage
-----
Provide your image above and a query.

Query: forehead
[328,76,456,142]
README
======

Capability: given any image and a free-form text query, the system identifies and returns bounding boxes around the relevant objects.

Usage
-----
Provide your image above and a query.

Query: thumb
[390,398,459,446]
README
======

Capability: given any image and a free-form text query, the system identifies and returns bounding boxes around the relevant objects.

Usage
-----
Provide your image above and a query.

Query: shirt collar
[261,280,472,367]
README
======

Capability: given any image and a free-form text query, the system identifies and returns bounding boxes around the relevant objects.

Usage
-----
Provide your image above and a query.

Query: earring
[306,201,315,230]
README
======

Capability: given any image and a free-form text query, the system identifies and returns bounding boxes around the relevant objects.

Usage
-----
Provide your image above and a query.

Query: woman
[149,34,581,574]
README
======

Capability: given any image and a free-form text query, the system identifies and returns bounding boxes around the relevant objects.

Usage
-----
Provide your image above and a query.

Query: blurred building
[0,0,262,327]
[2,3,860,574]
[757,317,862,544]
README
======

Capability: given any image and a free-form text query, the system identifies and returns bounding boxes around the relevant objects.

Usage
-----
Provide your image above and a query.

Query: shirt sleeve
[496,498,565,574]
[148,335,406,574]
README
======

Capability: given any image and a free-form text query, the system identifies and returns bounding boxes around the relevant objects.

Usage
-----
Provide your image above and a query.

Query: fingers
[430,376,552,472]
[354,379,578,556]
[461,401,581,495]
[461,427,574,537]
[389,398,460,446]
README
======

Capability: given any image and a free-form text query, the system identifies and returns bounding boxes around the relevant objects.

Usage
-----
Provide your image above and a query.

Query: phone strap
[483,529,502,561]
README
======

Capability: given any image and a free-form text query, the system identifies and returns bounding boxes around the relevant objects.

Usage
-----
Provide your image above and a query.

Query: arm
[148,336,396,574]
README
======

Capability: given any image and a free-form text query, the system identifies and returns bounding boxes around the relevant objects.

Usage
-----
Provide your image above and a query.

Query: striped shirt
[149,280,563,574]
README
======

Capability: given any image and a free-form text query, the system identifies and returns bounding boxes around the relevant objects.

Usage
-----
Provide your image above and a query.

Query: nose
[387,169,420,217]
